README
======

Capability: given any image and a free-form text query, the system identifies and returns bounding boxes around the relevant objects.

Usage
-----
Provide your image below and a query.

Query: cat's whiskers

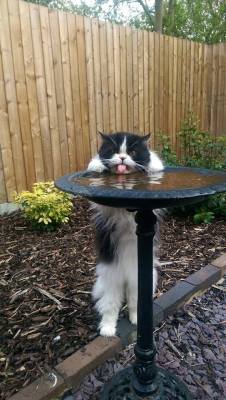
[101,158,115,167]
[134,162,149,172]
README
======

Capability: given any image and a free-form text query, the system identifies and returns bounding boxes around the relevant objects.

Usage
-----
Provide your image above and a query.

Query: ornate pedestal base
[101,367,192,400]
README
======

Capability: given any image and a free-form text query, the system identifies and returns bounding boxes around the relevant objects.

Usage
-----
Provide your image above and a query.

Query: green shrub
[157,113,226,224]
[157,133,177,166]
[179,113,226,170]
[15,182,73,231]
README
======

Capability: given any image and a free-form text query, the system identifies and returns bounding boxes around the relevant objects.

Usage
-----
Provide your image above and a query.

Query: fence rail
[0,0,226,202]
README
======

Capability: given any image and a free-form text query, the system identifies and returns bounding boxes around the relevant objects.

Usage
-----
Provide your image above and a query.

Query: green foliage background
[24,0,226,44]
[157,114,226,224]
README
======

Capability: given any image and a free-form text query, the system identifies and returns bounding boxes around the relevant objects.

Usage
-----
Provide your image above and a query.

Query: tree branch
[136,0,154,26]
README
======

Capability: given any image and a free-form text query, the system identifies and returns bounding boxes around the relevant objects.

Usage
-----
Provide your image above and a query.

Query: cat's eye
[130,150,136,157]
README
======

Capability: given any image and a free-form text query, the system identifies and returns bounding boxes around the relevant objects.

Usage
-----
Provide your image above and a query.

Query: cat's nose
[119,154,126,161]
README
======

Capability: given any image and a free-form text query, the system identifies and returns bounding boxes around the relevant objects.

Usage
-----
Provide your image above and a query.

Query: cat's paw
[99,324,116,337]
[129,312,137,325]
[87,157,107,173]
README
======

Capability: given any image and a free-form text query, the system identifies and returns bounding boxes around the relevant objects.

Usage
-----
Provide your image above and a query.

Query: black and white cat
[87,132,164,336]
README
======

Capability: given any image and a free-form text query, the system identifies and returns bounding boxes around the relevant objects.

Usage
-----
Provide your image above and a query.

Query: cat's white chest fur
[91,206,158,336]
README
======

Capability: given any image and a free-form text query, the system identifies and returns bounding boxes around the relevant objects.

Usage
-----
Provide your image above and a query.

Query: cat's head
[98,132,151,174]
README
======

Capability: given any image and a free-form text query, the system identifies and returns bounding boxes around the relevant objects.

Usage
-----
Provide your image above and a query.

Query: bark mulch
[73,276,226,400]
[0,197,225,399]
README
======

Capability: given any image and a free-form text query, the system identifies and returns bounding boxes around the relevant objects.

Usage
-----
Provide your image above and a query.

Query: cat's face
[98,132,151,174]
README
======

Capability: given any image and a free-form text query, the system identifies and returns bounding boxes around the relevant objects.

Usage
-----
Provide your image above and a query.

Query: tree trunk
[168,0,175,17]
[167,0,175,33]
[154,0,163,32]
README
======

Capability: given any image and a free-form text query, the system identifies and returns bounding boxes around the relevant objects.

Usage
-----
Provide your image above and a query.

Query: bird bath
[55,166,226,400]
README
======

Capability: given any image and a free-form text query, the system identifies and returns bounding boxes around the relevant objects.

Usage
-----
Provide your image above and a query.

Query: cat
[87,132,164,336]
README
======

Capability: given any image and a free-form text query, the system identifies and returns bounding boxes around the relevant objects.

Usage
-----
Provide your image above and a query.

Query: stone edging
[9,253,226,400]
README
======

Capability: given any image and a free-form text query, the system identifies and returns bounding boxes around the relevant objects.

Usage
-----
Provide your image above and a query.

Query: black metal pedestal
[101,209,192,400]
[55,167,226,400]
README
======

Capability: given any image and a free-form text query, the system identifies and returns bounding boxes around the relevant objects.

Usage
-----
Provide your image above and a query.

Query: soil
[72,277,226,400]
[0,197,225,399]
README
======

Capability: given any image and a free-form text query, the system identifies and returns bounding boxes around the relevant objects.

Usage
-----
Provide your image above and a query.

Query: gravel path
[69,276,226,400]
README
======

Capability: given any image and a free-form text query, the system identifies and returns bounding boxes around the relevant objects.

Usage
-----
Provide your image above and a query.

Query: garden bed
[0,198,225,399]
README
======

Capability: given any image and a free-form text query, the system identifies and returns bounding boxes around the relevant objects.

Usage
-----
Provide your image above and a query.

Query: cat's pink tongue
[117,164,127,174]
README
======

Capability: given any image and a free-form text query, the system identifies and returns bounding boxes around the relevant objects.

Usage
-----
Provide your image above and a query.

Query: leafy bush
[157,114,226,224]
[15,182,73,231]
[179,113,226,170]
[157,133,177,166]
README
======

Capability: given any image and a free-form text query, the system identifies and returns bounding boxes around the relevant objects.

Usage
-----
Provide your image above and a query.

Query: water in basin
[70,169,225,192]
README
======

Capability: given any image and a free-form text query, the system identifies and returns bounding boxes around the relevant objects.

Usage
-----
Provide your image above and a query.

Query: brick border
[9,254,226,400]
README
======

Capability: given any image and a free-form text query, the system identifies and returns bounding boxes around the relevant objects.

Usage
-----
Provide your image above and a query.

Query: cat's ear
[142,133,151,142]
[98,131,117,146]
[98,131,107,141]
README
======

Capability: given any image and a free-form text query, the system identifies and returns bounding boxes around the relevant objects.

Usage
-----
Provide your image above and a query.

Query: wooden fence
[0,0,226,202]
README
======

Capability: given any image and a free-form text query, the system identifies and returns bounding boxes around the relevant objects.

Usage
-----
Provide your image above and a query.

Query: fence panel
[0,0,226,202]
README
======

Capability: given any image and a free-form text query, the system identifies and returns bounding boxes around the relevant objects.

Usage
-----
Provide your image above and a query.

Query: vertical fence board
[132,28,138,132]
[91,18,103,149]
[206,45,213,132]
[8,0,36,189]
[0,0,27,192]
[154,33,160,139]
[176,38,182,136]
[168,36,174,147]
[138,30,144,133]
[143,30,149,134]
[49,9,69,174]
[189,41,195,113]
[217,43,225,135]
[172,37,177,149]
[181,39,186,129]
[0,146,7,203]
[120,26,128,132]
[210,44,219,136]
[163,35,169,135]
[149,33,154,139]
[40,5,62,178]
[197,43,203,123]
[100,20,110,133]
[159,33,164,134]
[185,40,191,117]
[126,26,133,132]
[107,22,116,133]
[223,43,226,136]
[30,3,54,180]
[193,43,199,114]
[201,44,209,131]
[84,16,97,155]
[19,0,44,183]
[59,11,77,171]
[113,24,121,132]
[0,31,17,200]
[67,13,84,170]
[76,15,90,166]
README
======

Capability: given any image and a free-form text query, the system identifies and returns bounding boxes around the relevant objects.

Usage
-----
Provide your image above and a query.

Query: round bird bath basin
[55,167,226,400]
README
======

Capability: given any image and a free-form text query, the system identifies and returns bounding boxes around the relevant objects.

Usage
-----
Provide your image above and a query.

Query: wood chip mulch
[0,197,225,399]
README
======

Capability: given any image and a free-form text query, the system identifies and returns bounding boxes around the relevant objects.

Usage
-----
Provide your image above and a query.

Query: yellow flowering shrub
[15,182,73,231]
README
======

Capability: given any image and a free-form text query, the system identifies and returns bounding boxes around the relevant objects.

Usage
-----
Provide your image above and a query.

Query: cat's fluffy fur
[87,132,164,337]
